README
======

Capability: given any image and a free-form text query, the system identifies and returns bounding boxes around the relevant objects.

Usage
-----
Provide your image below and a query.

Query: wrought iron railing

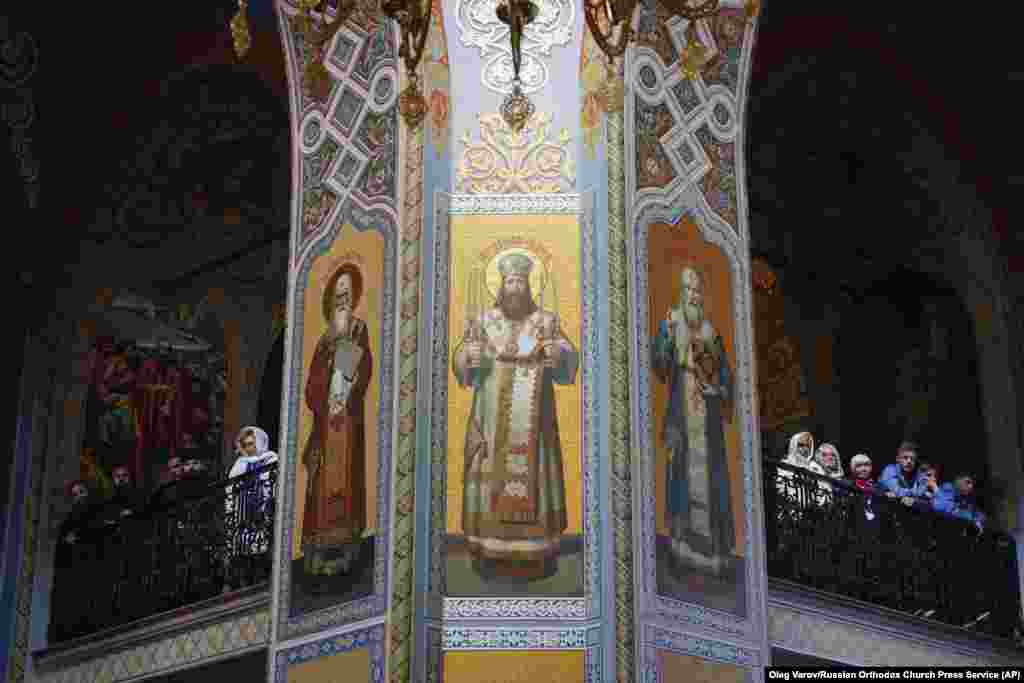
[764,458,1021,641]
[48,462,278,644]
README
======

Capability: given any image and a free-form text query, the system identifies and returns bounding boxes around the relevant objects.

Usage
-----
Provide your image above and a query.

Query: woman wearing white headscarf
[811,443,843,505]
[776,431,824,499]
[226,426,279,559]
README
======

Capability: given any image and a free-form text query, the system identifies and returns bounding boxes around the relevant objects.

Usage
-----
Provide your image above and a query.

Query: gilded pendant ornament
[399,74,429,130]
[496,0,539,132]
[456,111,575,194]
[679,26,713,80]
[500,83,534,132]
[231,0,251,59]
[383,0,433,129]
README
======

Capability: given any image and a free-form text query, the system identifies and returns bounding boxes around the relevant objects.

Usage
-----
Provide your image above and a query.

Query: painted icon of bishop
[452,251,579,580]
[652,266,736,577]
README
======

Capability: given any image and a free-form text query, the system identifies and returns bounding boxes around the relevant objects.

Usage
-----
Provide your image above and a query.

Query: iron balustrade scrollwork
[48,462,278,644]
[764,458,1021,642]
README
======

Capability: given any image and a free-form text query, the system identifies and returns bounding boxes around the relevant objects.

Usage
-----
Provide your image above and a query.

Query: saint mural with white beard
[300,264,372,577]
[652,266,736,577]
[452,251,579,580]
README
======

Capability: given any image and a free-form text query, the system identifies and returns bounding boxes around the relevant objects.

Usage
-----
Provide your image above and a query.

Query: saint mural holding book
[300,262,372,577]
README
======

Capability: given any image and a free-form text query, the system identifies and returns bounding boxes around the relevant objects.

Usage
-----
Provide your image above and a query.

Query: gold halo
[484,247,548,302]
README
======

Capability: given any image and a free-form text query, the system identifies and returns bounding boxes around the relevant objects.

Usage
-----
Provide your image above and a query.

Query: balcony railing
[764,458,1021,641]
[48,462,278,644]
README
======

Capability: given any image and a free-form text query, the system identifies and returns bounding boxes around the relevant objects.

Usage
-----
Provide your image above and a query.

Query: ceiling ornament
[678,23,714,80]
[455,0,574,95]
[456,111,575,194]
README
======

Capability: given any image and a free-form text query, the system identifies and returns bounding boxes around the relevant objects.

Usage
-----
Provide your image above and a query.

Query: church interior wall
[6,0,1024,679]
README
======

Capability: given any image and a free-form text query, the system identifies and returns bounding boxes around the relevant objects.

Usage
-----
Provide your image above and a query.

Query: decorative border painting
[274,622,385,682]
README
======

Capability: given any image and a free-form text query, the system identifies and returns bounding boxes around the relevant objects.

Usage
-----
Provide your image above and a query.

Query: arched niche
[750,257,812,458]
[746,39,1023,527]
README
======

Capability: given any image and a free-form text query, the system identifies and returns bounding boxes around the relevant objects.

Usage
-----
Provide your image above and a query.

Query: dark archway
[837,268,989,501]
[257,332,285,455]
[745,4,1010,510]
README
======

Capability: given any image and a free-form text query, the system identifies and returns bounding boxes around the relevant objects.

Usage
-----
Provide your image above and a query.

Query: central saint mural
[445,214,585,596]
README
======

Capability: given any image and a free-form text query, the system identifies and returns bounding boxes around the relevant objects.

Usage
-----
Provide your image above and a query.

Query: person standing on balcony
[811,443,843,505]
[780,432,822,473]
[911,462,941,513]
[100,465,148,623]
[933,473,992,629]
[934,473,986,532]
[50,481,102,641]
[776,431,823,501]
[847,454,875,490]
[225,426,279,588]
[99,465,143,519]
[844,453,878,518]
[813,443,843,479]
[879,441,926,508]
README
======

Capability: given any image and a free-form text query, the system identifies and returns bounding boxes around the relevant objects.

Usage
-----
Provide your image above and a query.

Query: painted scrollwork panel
[456,112,575,194]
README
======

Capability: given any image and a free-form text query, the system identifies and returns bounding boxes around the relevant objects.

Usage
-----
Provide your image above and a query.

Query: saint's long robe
[652,313,736,564]
[452,307,578,562]
[301,320,372,557]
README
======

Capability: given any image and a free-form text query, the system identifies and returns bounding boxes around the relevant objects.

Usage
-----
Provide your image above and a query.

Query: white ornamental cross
[455,0,574,95]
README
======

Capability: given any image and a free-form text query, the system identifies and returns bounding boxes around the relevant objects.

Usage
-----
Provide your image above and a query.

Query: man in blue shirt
[879,441,925,508]
[934,473,986,531]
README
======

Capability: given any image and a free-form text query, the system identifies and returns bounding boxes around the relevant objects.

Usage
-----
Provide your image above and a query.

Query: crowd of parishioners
[56,427,279,579]
[778,433,987,531]
[50,427,280,641]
